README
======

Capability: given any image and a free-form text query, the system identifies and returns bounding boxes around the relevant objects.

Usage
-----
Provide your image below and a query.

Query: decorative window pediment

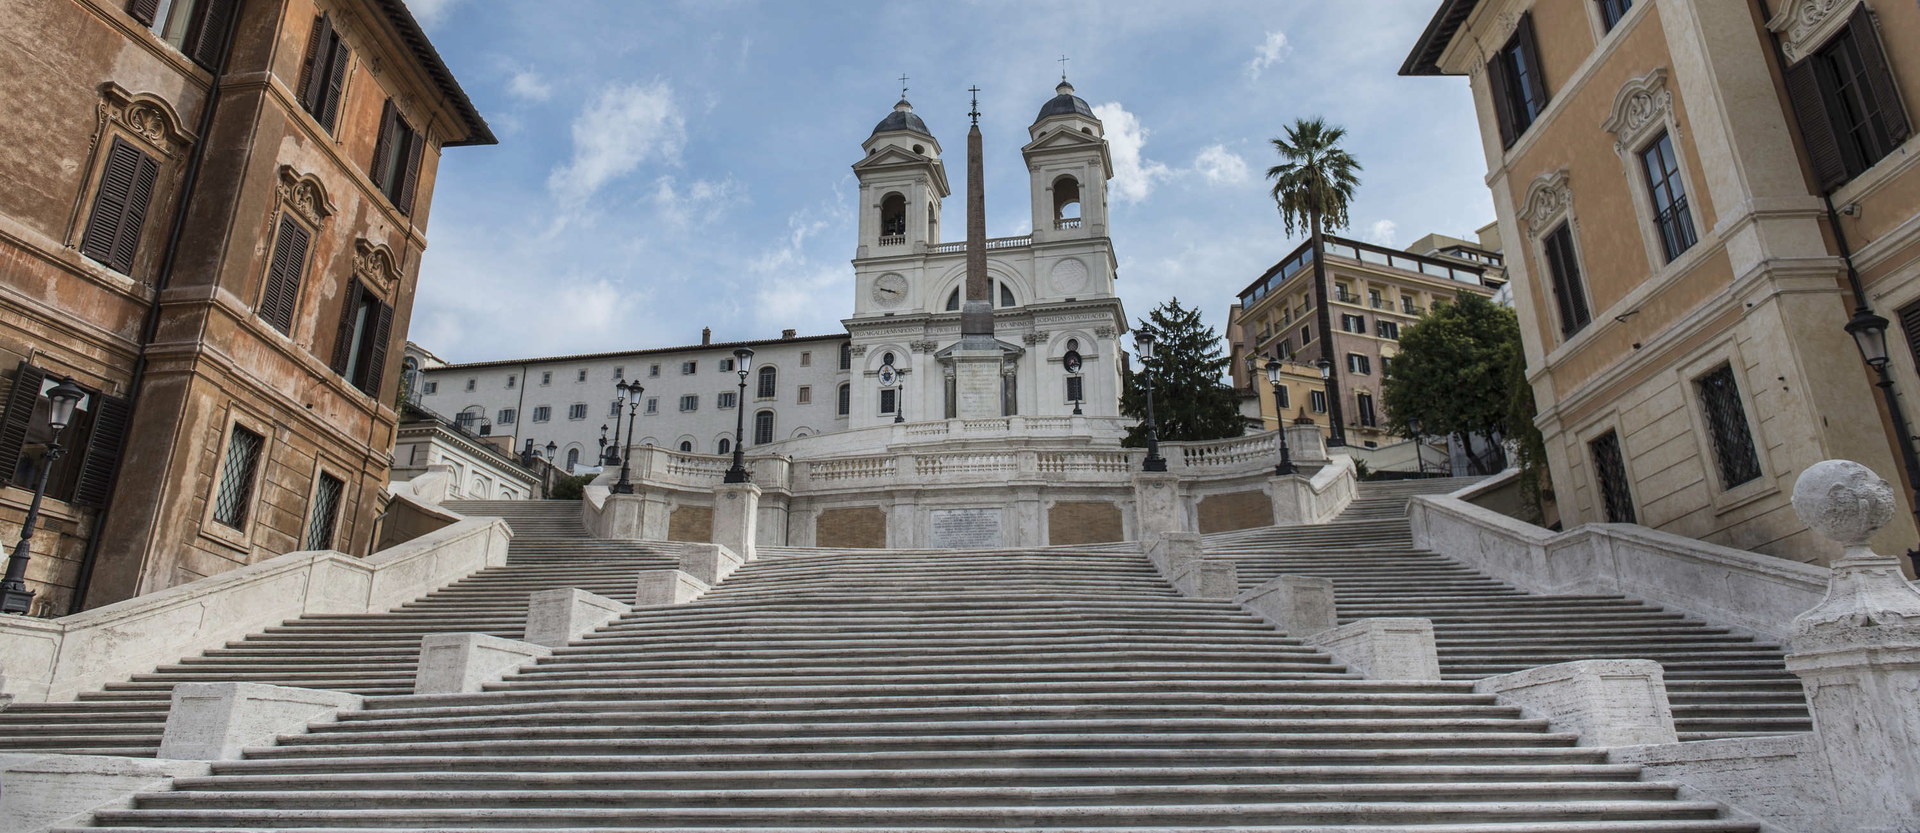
[1519,169,1574,231]
[1767,0,1862,65]
[276,166,335,227]
[1601,69,1674,152]
[352,239,400,295]
[97,83,195,157]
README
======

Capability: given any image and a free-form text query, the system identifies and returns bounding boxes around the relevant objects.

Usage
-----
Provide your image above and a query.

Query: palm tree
[1267,117,1362,447]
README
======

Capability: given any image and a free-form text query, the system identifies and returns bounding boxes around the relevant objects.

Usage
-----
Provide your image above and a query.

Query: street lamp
[724,347,754,483]
[1313,357,1336,447]
[612,384,640,495]
[597,424,609,464]
[1846,307,1920,572]
[1264,359,1297,476]
[1409,416,1426,477]
[2,376,88,615]
[1137,331,1167,472]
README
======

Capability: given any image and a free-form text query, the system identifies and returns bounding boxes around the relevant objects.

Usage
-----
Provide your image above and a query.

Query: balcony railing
[928,235,1032,254]
[1238,234,1489,308]
[1055,217,1081,229]
[878,235,905,246]
[1370,298,1390,309]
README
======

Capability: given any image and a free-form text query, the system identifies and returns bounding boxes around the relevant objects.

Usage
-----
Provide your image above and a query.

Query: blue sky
[402,0,1492,363]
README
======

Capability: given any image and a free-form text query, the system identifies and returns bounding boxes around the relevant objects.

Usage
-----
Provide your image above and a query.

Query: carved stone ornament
[909,339,939,353]
[1094,326,1116,339]
[1767,0,1860,65]
[848,344,869,357]
[276,166,335,227]
[1518,169,1574,231]
[97,83,195,157]
[1600,69,1673,153]
[353,239,401,294]
[1021,331,1050,346]
[1787,459,1920,653]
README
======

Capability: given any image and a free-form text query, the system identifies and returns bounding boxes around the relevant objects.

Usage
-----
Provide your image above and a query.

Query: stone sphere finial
[1793,459,1895,549]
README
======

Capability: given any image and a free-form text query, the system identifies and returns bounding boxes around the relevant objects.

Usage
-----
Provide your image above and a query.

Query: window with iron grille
[1639,132,1696,262]
[679,394,698,412]
[212,424,264,529]
[568,403,587,420]
[757,366,777,398]
[879,388,897,415]
[304,472,343,550]
[1310,390,1327,413]
[532,406,550,422]
[1597,0,1632,31]
[754,410,774,445]
[1542,222,1593,338]
[1066,376,1084,403]
[718,391,737,409]
[1589,430,1636,523]
[1696,364,1762,489]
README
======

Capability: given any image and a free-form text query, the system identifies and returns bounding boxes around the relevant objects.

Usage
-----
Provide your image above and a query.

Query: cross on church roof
[968,85,980,125]
[1058,54,1070,81]
[899,73,909,99]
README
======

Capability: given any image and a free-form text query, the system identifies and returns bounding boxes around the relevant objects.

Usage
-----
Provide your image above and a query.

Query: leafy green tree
[1505,335,1551,520]
[1382,292,1521,475]
[1267,117,1362,445]
[1120,298,1244,446]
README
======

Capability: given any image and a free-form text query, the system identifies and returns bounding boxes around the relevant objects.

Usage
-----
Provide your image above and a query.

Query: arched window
[1053,175,1082,225]
[950,283,1016,309]
[717,438,732,455]
[999,281,1016,308]
[678,440,692,452]
[756,365,777,398]
[1066,338,1080,353]
[754,410,775,445]
[879,193,906,239]
[837,383,851,416]
[839,343,852,370]
[946,287,960,311]
[565,447,580,468]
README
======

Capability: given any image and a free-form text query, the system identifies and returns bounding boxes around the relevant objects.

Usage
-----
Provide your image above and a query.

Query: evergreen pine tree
[1119,298,1245,447]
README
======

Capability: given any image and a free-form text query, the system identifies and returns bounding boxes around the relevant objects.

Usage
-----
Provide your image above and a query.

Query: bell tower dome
[853,98,949,258]
[1023,80,1111,244]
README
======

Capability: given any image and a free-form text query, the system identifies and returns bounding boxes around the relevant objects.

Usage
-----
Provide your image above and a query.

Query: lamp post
[1264,359,1297,476]
[725,347,754,483]
[1137,331,1168,472]
[2,377,88,615]
[597,424,609,465]
[1409,417,1427,477]
[1845,308,1920,572]
[613,384,640,495]
[1314,357,1335,448]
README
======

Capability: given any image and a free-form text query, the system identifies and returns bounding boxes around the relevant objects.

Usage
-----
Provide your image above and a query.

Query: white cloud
[403,0,461,27]
[1192,144,1250,186]
[1091,103,1171,204]
[1246,30,1291,81]
[507,70,552,102]
[651,176,746,229]
[547,81,686,205]
[1366,219,1398,246]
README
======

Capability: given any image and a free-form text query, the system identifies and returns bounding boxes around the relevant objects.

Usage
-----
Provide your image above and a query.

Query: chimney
[782,328,797,339]
[701,327,712,345]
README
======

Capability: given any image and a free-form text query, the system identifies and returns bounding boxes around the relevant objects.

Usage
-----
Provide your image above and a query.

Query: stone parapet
[1473,659,1678,748]
[634,569,711,606]
[1308,618,1441,681]
[710,483,761,561]
[1236,575,1337,636]
[157,682,363,760]
[523,588,630,648]
[680,544,745,586]
[0,753,208,833]
[413,633,551,695]
[1267,454,1357,526]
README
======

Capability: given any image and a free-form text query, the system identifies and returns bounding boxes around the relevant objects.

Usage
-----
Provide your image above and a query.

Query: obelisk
[954,86,1004,418]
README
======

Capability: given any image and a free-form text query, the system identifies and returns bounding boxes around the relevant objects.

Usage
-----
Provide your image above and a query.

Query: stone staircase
[0,500,678,758]
[1208,480,1813,741]
[67,544,1758,830]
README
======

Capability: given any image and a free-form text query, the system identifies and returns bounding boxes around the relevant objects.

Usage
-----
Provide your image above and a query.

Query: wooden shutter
[369,100,397,198]
[298,15,331,114]
[320,39,350,133]
[396,126,424,216]
[1783,57,1849,192]
[73,393,131,507]
[1515,13,1550,115]
[80,138,160,275]
[1486,53,1516,148]
[360,300,394,396]
[258,215,309,334]
[182,0,236,70]
[330,278,361,374]
[1850,5,1911,146]
[1898,301,1920,375]
[126,0,160,26]
[0,364,49,485]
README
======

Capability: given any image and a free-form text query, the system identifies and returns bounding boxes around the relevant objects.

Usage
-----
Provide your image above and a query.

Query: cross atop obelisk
[961,85,992,347]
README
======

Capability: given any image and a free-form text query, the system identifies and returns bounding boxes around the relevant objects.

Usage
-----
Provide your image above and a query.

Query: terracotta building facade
[1406,0,1918,564]
[0,0,490,614]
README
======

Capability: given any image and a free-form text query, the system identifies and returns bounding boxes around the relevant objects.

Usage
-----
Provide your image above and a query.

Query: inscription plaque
[929,508,1004,549]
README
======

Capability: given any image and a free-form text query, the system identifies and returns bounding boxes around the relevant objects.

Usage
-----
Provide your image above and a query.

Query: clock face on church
[871,274,908,307]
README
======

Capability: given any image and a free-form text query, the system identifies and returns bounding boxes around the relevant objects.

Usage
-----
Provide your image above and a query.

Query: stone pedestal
[1286,423,1328,465]
[1309,618,1440,680]
[1144,532,1235,600]
[413,633,550,695]
[634,569,710,606]
[1131,472,1185,538]
[1237,575,1337,636]
[711,482,761,561]
[681,543,744,586]
[953,347,1002,419]
[523,588,630,648]
[1475,659,1678,747]
[156,682,362,760]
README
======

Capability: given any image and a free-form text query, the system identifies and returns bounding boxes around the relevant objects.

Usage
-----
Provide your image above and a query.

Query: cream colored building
[1405,0,1920,564]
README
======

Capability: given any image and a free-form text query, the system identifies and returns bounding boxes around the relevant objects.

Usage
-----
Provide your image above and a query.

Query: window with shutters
[1310,390,1327,413]
[1541,223,1593,338]
[1639,132,1697,262]
[1589,430,1636,523]
[1346,354,1371,375]
[837,383,851,416]
[296,14,350,133]
[369,100,425,216]
[753,410,775,445]
[464,379,475,391]
[211,423,264,529]
[1695,364,1763,489]
[577,369,588,382]
[423,381,437,395]
[129,0,235,68]
[0,366,127,508]
[330,280,393,398]
[609,399,622,417]
[568,403,587,420]
[800,352,812,367]
[614,366,624,379]
[1356,393,1377,428]
[541,371,552,386]
[1596,0,1633,31]
[649,364,661,377]
[1341,314,1366,334]
[497,408,516,425]
[679,395,698,412]
[1377,321,1400,340]
[531,406,550,423]
[1276,384,1290,411]
[757,366,777,399]
[256,214,310,334]
[506,376,515,388]
[303,472,343,550]
[645,398,658,414]
[681,362,697,375]
[1488,13,1550,148]
[717,391,737,409]
[79,137,161,275]
[1783,6,1911,189]
[797,386,812,405]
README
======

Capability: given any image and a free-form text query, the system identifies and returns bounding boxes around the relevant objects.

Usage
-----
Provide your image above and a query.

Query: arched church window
[565,447,580,468]
[718,438,731,455]
[678,440,692,453]
[879,193,907,239]
[999,281,1016,308]
[756,366,777,398]
[946,288,960,311]
[1053,176,1082,225]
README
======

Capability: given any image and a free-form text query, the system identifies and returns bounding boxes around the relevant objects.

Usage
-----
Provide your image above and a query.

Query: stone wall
[816,506,886,549]
[1047,501,1123,545]
[1197,491,1272,534]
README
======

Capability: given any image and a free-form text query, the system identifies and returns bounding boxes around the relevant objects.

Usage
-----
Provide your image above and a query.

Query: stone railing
[0,503,511,702]
[928,235,1032,254]
[1408,471,1828,643]
[1176,433,1276,470]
